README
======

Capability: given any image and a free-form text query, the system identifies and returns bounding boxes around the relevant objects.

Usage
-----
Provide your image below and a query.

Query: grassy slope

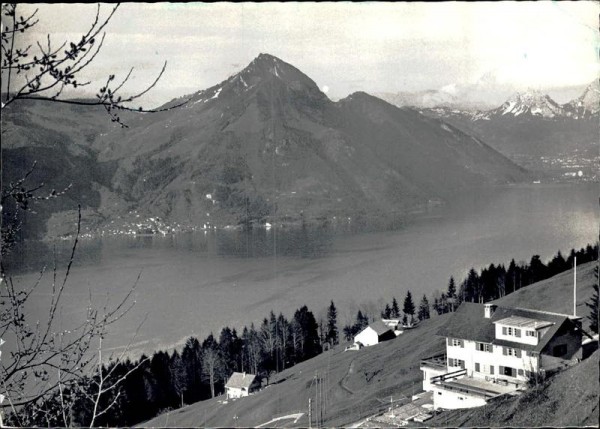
[141,315,448,428]
[494,260,597,332]
[141,261,598,427]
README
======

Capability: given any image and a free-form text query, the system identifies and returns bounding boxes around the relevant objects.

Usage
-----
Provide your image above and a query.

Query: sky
[12,1,600,108]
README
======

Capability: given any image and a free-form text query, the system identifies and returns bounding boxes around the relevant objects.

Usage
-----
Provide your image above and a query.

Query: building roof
[225,372,257,389]
[368,320,395,336]
[436,302,574,354]
[494,315,553,330]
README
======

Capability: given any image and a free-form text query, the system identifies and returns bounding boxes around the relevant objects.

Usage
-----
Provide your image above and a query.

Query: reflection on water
[4,183,599,356]
[5,214,414,274]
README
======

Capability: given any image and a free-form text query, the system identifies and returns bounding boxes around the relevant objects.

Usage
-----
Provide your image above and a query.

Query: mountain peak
[238,53,314,86]
[490,90,562,118]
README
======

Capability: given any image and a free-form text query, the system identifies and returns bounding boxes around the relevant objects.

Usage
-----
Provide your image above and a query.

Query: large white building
[420,303,583,410]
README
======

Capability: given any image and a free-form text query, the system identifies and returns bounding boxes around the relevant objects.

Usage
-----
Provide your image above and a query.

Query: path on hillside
[339,357,356,394]
[256,412,304,427]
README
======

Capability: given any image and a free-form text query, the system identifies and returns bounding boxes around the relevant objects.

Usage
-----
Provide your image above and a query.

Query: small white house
[354,320,396,347]
[225,372,259,399]
[420,303,584,410]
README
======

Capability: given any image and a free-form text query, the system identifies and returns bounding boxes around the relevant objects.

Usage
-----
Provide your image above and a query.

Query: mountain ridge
[3,53,530,237]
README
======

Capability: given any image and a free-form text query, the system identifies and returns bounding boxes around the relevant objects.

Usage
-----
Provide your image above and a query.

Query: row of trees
[363,245,599,334]
[8,302,337,426]
[429,245,598,314]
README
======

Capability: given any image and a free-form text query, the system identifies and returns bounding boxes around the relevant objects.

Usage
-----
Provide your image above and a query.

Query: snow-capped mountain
[563,81,600,119]
[419,83,598,159]
[474,90,565,120]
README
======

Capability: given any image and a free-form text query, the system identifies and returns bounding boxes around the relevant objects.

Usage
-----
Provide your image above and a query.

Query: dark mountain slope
[93,54,529,228]
[1,99,124,238]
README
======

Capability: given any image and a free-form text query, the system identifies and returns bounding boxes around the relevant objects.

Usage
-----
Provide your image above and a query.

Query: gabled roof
[225,372,257,389]
[368,320,394,336]
[436,302,575,354]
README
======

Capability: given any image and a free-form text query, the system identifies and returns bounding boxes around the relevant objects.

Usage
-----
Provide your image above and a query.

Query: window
[450,338,463,347]
[448,358,465,369]
[526,330,536,337]
[476,342,492,352]
[518,369,524,376]
[475,362,480,372]
[502,326,524,339]
[503,347,522,358]
[500,366,517,377]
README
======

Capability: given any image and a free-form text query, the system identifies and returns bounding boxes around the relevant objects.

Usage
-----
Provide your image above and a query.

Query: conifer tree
[418,294,430,321]
[382,303,392,319]
[403,290,415,324]
[447,276,456,298]
[391,297,400,318]
[326,301,339,346]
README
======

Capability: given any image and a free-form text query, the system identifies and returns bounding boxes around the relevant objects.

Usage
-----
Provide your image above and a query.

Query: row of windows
[474,363,532,378]
[503,326,540,339]
[449,338,526,357]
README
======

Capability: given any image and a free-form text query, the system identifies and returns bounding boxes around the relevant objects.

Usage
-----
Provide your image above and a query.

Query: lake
[6,183,598,357]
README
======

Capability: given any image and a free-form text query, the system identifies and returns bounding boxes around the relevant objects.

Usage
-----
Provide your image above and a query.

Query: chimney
[484,303,497,319]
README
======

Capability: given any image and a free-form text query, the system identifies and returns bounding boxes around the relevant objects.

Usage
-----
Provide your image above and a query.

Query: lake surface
[7,183,598,357]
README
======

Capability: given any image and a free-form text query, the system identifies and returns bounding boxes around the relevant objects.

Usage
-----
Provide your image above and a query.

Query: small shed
[354,320,396,347]
[225,372,259,399]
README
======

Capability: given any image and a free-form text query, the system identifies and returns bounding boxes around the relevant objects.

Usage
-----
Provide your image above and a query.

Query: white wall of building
[494,323,550,346]
[432,387,487,410]
[355,327,378,347]
[446,339,538,382]
[421,366,447,391]
[226,387,247,399]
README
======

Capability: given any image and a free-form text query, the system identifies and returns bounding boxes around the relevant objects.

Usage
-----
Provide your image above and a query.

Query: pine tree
[417,294,430,321]
[447,276,456,298]
[403,290,415,324]
[382,303,392,319]
[391,297,400,318]
[326,300,339,346]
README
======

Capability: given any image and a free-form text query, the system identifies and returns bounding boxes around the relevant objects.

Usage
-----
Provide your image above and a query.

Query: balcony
[429,368,467,383]
[433,376,518,399]
[420,352,447,370]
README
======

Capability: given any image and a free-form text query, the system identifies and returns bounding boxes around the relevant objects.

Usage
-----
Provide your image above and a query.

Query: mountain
[3,54,529,236]
[474,90,565,119]
[563,80,600,119]
[88,53,528,229]
[1,99,128,239]
[418,84,599,160]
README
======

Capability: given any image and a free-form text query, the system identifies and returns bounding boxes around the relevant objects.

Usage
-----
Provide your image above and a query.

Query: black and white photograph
[1,2,599,427]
